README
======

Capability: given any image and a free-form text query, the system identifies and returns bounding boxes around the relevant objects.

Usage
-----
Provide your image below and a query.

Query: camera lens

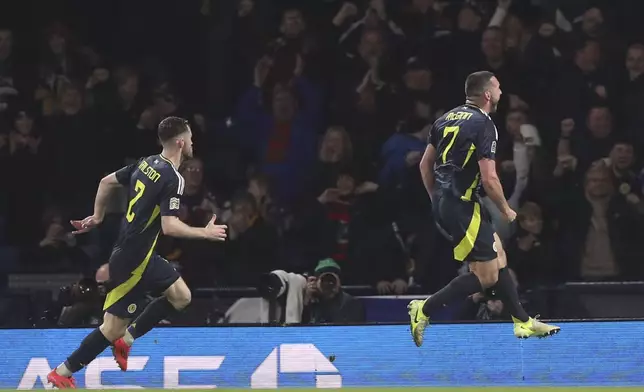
[257,273,283,300]
[320,273,337,289]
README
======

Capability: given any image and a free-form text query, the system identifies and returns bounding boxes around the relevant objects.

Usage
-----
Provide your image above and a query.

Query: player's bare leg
[48,313,129,388]
[114,277,192,370]
[491,233,560,338]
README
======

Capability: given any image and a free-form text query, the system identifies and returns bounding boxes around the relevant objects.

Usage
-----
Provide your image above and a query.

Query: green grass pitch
[9,388,643,391]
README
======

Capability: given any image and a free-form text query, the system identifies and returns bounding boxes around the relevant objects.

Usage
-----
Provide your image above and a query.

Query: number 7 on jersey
[441,126,460,163]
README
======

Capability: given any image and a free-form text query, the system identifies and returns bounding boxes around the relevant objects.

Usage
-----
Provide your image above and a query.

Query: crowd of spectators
[0,0,643,305]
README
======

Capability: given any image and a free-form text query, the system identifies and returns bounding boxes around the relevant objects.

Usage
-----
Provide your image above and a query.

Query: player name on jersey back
[137,160,162,183]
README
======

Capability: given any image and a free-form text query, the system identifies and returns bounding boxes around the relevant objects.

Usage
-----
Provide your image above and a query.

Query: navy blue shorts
[103,254,180,318]
[433,193,497,263]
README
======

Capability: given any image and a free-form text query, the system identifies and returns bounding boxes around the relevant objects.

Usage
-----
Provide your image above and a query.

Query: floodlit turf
[11,388,644,392]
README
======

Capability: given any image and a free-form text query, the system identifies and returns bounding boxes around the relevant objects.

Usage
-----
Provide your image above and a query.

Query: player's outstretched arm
[71,173,121,234]
[478,159,516,222]
[161,215,227,241]
[420,144,437,201]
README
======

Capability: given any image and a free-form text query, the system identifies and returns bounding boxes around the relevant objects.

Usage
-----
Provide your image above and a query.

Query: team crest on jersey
[127,303,137,314]
[169,197,180,210]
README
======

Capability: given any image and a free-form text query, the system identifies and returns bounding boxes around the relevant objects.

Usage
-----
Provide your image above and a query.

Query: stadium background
[1,0,644,388]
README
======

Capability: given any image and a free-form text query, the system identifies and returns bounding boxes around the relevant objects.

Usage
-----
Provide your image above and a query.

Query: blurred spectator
[247,172,272,220]
[3,0,644,325]
[506,202,557,288]
[228,0,269,99]
[44,82,100,212]
[156,158,222,287]
[558,105,615,174]
[217,191,279,287]
[23,207,88,273]
[246,172,291,234]
[268,8,324,82]
[235,55,322,204]
[576,7,624,69]
[39,23,86,81]
[331,25,402,169]
[378,114,429,236]
[618,43,644,138]
[556,161,643,281]
[489,110,549,240]
[0,27,20,114]
[312,126,355,192]
[179,157,219,227]
[6,108,45,245]
[557,39,610,118]
[298,163,408,286]
[402,57,444,116]
[604,141,644,215]
[397,0,444,54]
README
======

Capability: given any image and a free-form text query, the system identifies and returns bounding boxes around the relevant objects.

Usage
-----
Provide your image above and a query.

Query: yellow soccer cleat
[513,316,561,339]
[407,299,429,347]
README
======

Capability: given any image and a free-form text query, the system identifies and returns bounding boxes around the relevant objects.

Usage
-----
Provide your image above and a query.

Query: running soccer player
[47,117,227,388]
[408,71,560,347]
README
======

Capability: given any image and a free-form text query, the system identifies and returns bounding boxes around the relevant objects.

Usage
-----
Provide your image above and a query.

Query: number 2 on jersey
[441,126,460,163]
[126,180,146,222]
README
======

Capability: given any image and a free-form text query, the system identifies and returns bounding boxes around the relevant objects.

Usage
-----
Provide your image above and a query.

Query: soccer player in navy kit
[48,117,227,388]
[408,72,560,347]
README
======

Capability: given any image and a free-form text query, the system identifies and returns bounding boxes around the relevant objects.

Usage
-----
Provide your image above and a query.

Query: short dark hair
[612,138,634,148]
[231,191,258,215]
[574,38,599,53]
[158,116,190,143]
[465,71,495,99]
[587,105,611,117]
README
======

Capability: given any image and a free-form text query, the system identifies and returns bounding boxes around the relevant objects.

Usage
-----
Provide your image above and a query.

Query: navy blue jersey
[110,154,185,271]
[429,104,498,201]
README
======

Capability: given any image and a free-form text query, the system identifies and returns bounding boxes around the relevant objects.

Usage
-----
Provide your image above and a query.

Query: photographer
[56,264,108,327]
[223,269,310,324]
[57,263,154,327]
[306,259,365,324]
[223,259,364,324]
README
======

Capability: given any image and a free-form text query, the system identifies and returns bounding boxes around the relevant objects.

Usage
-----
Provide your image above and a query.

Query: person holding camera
[306,259,365,324]
[56,264,109,327]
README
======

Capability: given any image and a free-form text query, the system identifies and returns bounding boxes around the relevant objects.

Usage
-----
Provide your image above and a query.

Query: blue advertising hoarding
[1,322,644,389]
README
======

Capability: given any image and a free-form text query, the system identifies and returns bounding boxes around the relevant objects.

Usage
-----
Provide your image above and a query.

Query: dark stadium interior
[1,0,644,327]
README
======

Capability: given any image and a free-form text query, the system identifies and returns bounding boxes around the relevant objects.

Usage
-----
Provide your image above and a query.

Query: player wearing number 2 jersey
[407,71,559,347]
[47,117,228,389]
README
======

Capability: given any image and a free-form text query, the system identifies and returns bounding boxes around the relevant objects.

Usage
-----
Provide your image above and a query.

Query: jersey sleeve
[114,161,138,186]
[475,118,498,160]
[160,174,185,217]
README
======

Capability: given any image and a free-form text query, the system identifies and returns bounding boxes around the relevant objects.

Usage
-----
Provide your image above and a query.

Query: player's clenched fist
[502,207,517,223]
[204,215,227,241]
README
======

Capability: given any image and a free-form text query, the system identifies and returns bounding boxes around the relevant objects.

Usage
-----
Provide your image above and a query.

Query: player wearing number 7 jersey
[47,117,228,389]
[407,71,559,348]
